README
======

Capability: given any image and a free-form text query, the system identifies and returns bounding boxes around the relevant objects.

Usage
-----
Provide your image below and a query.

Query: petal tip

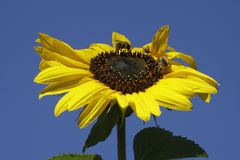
[38,32,46,37]
[112,31,117,35]
[35,38,41,43]
[38,32,51,41]
[33,76,39,83]
[163,25,170,30]
[34,46,42,53]
[78,119,87,128]
[38,94,44,100]
[54,109,61,117]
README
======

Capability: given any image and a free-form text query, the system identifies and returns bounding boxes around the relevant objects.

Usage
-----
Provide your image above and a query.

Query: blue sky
[0,0,239,159]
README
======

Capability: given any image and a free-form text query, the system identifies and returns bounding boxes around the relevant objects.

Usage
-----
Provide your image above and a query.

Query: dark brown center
[90,50,163,94]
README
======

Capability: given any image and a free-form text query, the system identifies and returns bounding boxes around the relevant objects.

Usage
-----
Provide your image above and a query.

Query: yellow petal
[75,48,97,63]
[54,80,106,116]
[167,51,197,69]
[39,79,81,99]
[39,60,49,70]
[161,78,217,94]
[75,43,114,61]
[78,96,110,128]
[147,84,193,111]
[167,46,176,51]
[35,38,40,43]
[89,43,114,52]
[38,33,89,64]
[35,46,89,69]
[67,81,107,111]
[151,25,169,57]
[188,76,217,102]
[55,80,106,116]
[132,47,144,53]
[43,60,63,67]
[112,32,131,49]
[34,66,91,84]
[156,79,195,98]
[142,43,151,48]
[126,93,151,121]
[115,93,129,109]
[187,76,218,93]
[166,65,219,87]
[139,92,161,116]
[142,43,176,54]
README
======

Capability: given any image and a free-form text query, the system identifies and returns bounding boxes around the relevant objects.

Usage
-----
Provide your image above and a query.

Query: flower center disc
[90,51,163,94]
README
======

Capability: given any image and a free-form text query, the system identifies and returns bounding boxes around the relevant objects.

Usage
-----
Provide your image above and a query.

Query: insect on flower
[157,56,169,71]
[115,41,132,51]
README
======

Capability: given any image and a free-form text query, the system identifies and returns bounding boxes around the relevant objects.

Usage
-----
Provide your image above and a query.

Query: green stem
[117,117,126,160]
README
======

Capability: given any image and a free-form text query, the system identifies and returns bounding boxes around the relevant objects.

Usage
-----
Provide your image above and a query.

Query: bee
[115,41,131,51]
[157,56,169,70]
[143,45,151,54]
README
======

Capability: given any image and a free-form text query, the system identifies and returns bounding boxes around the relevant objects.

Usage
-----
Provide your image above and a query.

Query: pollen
[90,50,164,94]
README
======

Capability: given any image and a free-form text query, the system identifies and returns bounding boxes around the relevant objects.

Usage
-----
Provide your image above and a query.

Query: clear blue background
[0,0,239,159]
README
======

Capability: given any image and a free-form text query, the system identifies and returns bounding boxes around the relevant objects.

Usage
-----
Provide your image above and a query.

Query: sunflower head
[34,25,218,128]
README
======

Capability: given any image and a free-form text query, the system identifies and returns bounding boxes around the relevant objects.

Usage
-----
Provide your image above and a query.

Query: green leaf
[83,104,122,152]
[48,154,102,160]
[133,127,208,160]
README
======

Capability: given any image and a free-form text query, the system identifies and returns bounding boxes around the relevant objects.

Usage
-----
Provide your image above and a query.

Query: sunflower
[34,25,218,128]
